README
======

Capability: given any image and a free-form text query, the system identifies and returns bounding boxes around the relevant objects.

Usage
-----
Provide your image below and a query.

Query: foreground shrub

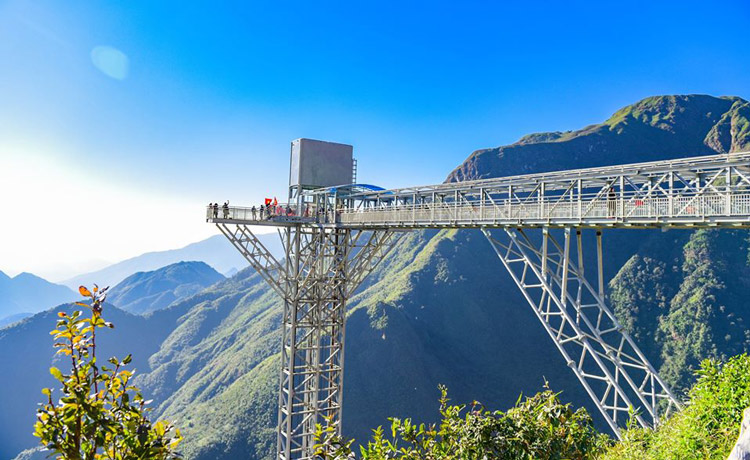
[315,385,607,459]
[602,354,750,460]
[34,285,182,459]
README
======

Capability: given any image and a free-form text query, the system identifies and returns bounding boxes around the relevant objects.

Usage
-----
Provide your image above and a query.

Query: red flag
[265,198,272,206]
[273,197,278,206]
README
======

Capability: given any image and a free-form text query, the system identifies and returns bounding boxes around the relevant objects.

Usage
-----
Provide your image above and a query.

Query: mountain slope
[108,261,224,315]
[610,229,750,389]
[62,233,282,289]
[0,271,76,323]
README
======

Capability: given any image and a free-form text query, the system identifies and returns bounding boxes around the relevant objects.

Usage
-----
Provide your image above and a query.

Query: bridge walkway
[208,152,750,229]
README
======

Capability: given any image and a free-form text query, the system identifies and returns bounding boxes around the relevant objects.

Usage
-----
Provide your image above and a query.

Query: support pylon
[217,223,400,460]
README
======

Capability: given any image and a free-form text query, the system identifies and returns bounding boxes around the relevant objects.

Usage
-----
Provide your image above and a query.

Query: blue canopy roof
[324,184,388,196]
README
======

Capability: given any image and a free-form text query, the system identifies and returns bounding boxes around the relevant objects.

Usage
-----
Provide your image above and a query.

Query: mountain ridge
[0,271,76,325]
[108,261,225,315]
[62,233,282,289]
[448,94,749,182]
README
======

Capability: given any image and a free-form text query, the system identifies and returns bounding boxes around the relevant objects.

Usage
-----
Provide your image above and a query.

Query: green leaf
[49,367,64,381]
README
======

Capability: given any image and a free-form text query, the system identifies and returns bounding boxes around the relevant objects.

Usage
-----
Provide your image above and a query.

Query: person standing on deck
[607,185,617,218]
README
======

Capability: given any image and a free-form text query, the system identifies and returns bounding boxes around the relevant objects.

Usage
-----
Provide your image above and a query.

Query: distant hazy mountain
[0,312,34,329]
[0,271,75,324]
[62,233,282,289]
[108,261,225,315]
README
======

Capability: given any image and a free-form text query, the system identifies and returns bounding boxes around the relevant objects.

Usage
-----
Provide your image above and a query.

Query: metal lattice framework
[482,227,680,434]
[333,151,750,229]
[217,223,400,460]
[207,152,750,459]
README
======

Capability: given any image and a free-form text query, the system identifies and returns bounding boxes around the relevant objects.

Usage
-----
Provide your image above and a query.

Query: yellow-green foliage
[601,354,750,460]
[34,285,182,459]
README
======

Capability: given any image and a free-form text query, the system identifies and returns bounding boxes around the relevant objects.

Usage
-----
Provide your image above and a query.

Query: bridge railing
[206,204,322,223]
[338,191,750,226]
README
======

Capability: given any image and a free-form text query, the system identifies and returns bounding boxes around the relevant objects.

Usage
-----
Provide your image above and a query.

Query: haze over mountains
[0,271,75,328]
[62,232,282,289]
[3,94,750,460]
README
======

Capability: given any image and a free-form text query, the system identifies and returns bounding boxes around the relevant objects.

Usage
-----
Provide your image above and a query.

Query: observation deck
[207,151,750,230]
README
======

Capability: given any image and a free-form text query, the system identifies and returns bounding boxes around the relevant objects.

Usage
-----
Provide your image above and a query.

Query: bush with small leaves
[602,354,750,460]
[314,384,608,460]
[34,285,182,460]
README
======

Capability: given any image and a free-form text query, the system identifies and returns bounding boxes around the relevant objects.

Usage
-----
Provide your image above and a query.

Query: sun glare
[0,145,213,281]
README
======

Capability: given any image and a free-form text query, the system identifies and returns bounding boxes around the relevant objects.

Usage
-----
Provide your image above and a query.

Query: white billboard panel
[289,138,353,189]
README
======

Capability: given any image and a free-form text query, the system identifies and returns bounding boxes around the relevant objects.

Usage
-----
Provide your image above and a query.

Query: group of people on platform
[206,197,350,223]
[249,203,319,220]
[250,203,294,220]
[207,200,318,221]
[207,201,230,220]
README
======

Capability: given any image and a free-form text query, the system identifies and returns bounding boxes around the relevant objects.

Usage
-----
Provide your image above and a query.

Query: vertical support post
[412,193,417,224]
[431,192,435,222]
[560,228,571,307]
[541,227,549,281]
[576,229,584,311]
[727,166,733,215]
[668,171,675,217]
[539,182,546,219]
[508,185,513,218]
[596,230,604,299]
[569,182,574,218]
[453,190,458,222]
[480,187,485,221]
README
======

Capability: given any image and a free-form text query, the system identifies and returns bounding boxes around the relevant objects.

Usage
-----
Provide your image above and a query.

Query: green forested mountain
[610,229,750,389]
[4,94,750,460]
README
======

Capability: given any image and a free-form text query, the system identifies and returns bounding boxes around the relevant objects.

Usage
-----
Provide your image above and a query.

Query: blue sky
[1,0,749,280]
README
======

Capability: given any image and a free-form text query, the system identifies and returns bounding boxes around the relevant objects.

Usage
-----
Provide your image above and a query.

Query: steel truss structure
[208,152,750,459]
[482,227,680,434]
[216,223,400,460]
[333,151,750,229]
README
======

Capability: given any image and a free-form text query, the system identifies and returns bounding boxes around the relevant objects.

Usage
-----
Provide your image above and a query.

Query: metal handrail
[306,151,750,198]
